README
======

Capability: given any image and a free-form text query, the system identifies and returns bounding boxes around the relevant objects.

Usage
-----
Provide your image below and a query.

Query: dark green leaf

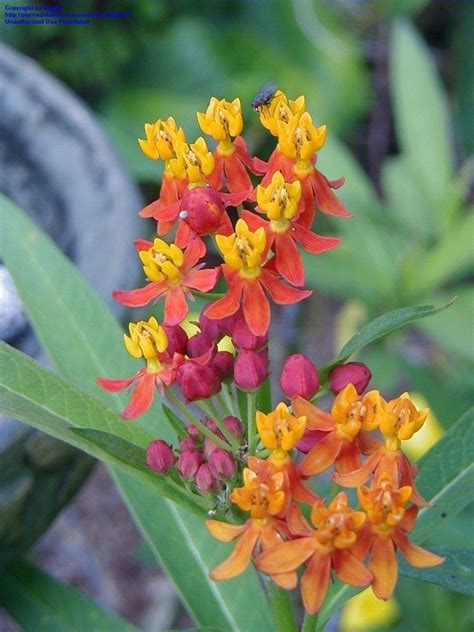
[399,548,474,596]
[163,403,188,439]
[0,559,138,632]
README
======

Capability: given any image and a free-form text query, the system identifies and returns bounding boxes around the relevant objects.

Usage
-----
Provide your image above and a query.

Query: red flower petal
[164,286,188,326]
[153,200,181,222]
[332,447,383,487]
[184,268,219,292]
[134,239,153,252]
[335,440,361,474]
[207,153,224,190]
[205,277,243,320]
[224,154,253,193]
[242,280,271,336]
[139,199,160,218]
[260,269,312,305]
[299,431,342,476]
[121,372,156,419]
[182,238,206,273]
[392,531,445,568]
[210,522,260,580]
[332,549,372,587]
[287,462,320,505]
[292,223,341,254]
[301,551,331,614]
[175,221,193,248]
[257,537,316,574]
[96,376,134,392]
[112,282,166,307]
[313,170,351,218]
[369,535,398,600]
[274,232,304,287]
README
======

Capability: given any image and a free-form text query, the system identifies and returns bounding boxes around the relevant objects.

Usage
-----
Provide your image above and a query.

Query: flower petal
[392,531,445,568]
[292,223,341,254]
[164,286,188,326]
[336,440,361,474]
[369,535,398,600]
[291,396,335,431]
[139,199,160,218]
[224,154,253,193]
[260,269,312,305]
[287,462,320,506]
[301,551,331,614]
[184,268,220,292]
[96,376,134,392]
[312,170,351,218]
[210,523,260,580]
[256,537,316,574]
[333,548,372,586]
[287,502,314,537]
[332,447,383,487]
[112,282,165,307]
[182,238,206,272]
[396,452,430,507]
[153,200,181,221]
[300,431,342,476]
[121,372,156,419]
[273,232,304,287]
[205,277,243,320]
[242,280,271,336]
[206,519,247,542]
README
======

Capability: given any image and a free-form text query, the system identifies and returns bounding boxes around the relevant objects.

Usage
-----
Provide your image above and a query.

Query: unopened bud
[232,317,267,350]
[180,187,225,236]
[177,449,202,480]
[177,362,221,401]
[234,349,268,391]
[162,324,188,356]
[196,463,219,493]
[223,416,243,439]
[146,440,176,473]
[328,362,371,395]
[187,332,215,359]
[179,437,196,452]
[280,354,319,399]
[209,448,236,479]
[199,312,223,341]
[213,351,234,379]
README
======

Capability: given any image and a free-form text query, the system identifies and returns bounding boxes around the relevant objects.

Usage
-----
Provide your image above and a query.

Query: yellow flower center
[123,317,168,368]
[380,393,429,447]
[216,219,266,279]
[256,171,301,227]
[138,117,185,161]
[169,137,215,185]
[197,96,243,142]
[139,239,184,284]
[256,402,306,452]
[278,111,327,161]
[230,466,287,519]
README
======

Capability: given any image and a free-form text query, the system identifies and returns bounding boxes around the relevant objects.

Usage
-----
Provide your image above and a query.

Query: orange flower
[256,493,372,614]
[354,473,444,599]
[332,393,430,505]
[205,219,312,336]
[112,239,219,326]
[207,458,296,588]
[292,384,383,476]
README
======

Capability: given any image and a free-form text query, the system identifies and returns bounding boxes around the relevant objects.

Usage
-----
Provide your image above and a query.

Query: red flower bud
[177,362,221,401]
[162,324,188,356]
[187,424,201,440]
[208,448,236,479]
[204,436,219,458]
[328,362,371,395]
[234,349,268,391]
[196,463,219,493]
[199,312,223,341]
[177,449,202,480]
[213,351,234,379]
[223,416,243,439]
[187,332,215,359]
[180,187,225,236]
[232,317,267,350]
[179,437,196,452]
[146,440,176,473]
[280,354,320,399]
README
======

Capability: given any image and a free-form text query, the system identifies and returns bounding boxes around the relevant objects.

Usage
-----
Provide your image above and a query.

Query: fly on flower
[252,83,278,110]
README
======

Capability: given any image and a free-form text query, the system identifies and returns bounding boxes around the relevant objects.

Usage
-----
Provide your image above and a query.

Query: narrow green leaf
[0,559,138,632]
[316,582,359,632]
[413,407,474,543]
[163,403,188,439]
[0,194,271,630]
[390,20,454,227]
[399,548,474,596]
[322,301,454,375]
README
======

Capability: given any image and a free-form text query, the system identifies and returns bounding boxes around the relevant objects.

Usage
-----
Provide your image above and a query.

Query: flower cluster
[97,89,443,615]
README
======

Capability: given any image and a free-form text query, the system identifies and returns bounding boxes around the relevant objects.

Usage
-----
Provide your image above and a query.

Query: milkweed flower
[207,458,296,589]
[256,493,372,614]
[257,90,306,136]
[197,97,261,193]
[205,219,311,336]
[112,238,219,326]
[332,393,430,505]
[354,473,444,599]
[292,384,383,476]
[97,317,182,419]
[242,171,340,286]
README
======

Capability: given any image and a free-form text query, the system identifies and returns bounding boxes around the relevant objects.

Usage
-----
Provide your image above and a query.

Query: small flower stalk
[97,88,444,624]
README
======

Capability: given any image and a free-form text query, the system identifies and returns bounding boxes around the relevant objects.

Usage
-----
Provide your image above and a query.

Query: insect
[251,83,278,111]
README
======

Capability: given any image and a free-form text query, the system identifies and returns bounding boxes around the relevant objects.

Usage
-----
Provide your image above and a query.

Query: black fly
[252,83,277,111]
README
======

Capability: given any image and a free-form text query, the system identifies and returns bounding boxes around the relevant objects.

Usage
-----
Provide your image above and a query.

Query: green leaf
[322,301,454,375]
[0,343,205,516]
[0,194,271,630]
[399,548,474,596]
[163,403,188,439]
[317,582,359,631]
[390,20,454,229]
[412,407,474,543]
[0,559,138,632]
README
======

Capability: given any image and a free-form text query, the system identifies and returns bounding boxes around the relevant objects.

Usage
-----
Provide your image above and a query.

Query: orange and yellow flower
[353,473,444,599]
[112,239,219,326]
[205,219,312,336]
[257,493,372,614]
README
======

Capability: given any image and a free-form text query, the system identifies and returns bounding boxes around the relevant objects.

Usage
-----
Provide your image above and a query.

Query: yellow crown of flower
[311,492,366,549]
[256,171,301,226]
[216,219,266,277]
[230,464,287,520]
[124,317,168,362]
[358,473,412,530]
[380,393,429,448]
[258,90,306,137]
[139,239,184,284]
[138,117,185,161]
[278,111,327,161]
[197,96,243,142]
[169,137,215,184]
[331,384,384,439]
[256,402,306,452]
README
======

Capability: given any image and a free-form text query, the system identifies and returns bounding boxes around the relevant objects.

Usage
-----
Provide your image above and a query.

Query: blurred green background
[1,0,473,630]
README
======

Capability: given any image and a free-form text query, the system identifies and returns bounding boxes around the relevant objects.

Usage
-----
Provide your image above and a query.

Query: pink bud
[179,437,196,452]
[196,463,219,493]
[215,310,243,337]
[187,424,201,440]
[328,362,371,395]
[280,354,320,399]
[177,362,221,401]
[187,332,214,359]
[223,416,243,439]
[209,448,236,479]
[213,351,234,379]
[232,318,267,350]
[199,312,223,341]
[180,187,225,236]
[146,440,176,473]
[234,349,268,391]
[177,449,202,480]
[204,436,219,458]
[162,324,188,356]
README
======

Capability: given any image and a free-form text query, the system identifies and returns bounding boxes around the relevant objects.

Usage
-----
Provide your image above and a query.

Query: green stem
[166,390,233,453]
[198,399,240,452]
[266,582,298,632]
[216,391,231,416]
[301,612,319,632]
[191,289,225,299]
[310,387,329,404]
[222,383,238,417]
[246,390,257,454]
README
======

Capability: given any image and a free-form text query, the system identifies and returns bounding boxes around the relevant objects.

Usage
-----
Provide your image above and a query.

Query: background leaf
[399,548,474,596]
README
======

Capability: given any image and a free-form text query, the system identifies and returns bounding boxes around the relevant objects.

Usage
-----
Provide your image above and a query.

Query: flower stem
[246,390,257,453]
[301,612,319,632]
[166,390,233,453]
[266,582,298,632]
[222,383,238,417]
[198,399,241,452]
[216,391,231,416]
